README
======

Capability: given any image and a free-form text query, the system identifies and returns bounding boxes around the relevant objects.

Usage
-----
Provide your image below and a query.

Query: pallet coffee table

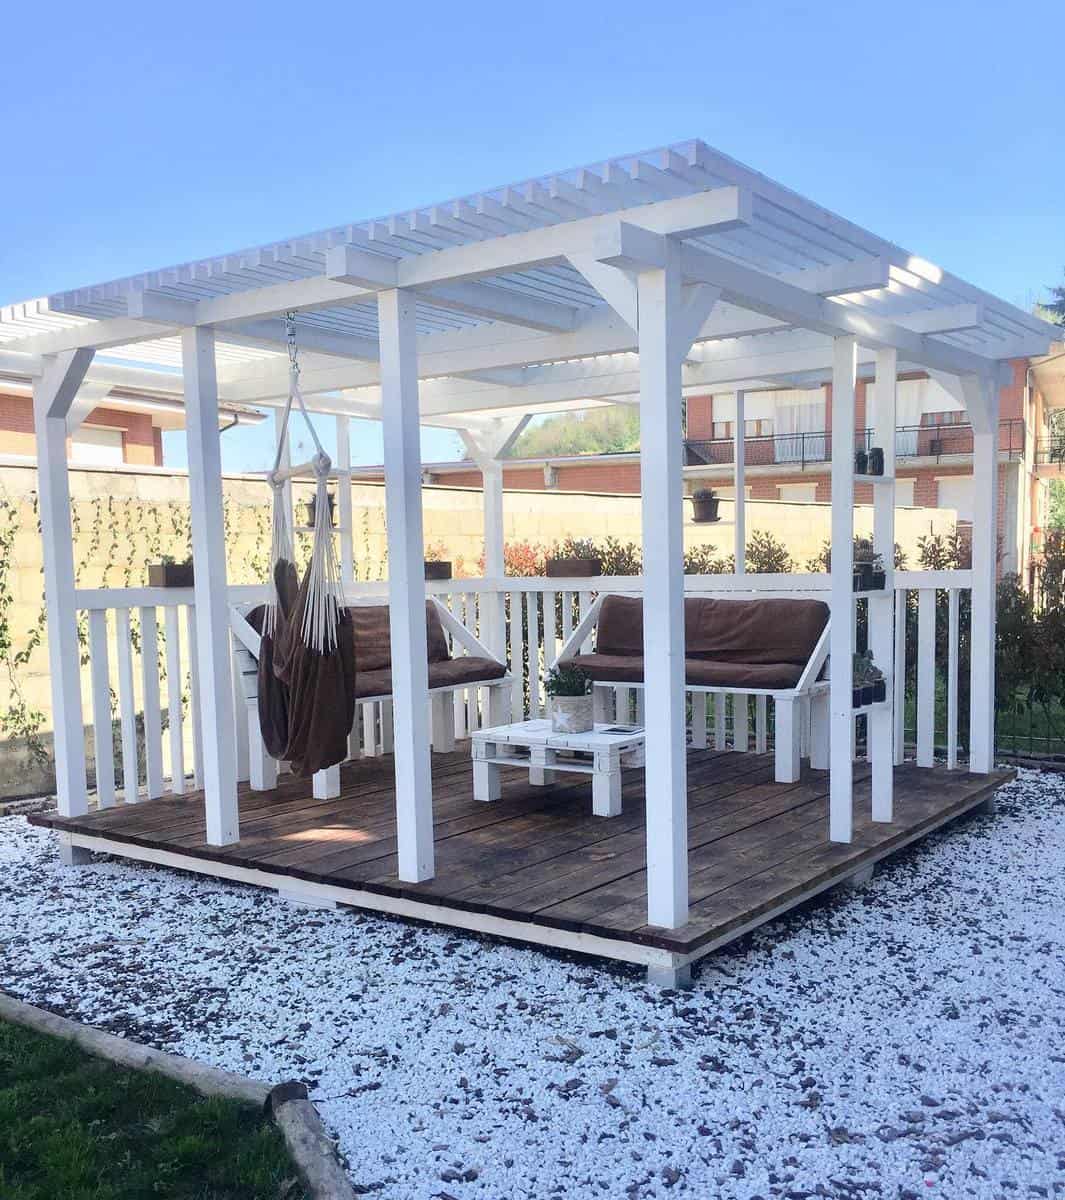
[470,718,645,817]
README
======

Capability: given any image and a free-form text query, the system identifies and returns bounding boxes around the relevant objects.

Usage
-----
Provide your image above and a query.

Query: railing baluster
[755,695,768,754]
[713,693,727,750]
[363,702,378,756]
[507,588,523,721]
[916,588,936,767]
[544,590,558,671]
[690,690,707,748]
[115,608,139,802]
[163,606,185,794]
[87,609,116,808]
[185,606,204,789]
[139,606,164,799]
[526,591,541,718]
[893,588,907,764]
[734,694,750,752]
[947,588,960,769]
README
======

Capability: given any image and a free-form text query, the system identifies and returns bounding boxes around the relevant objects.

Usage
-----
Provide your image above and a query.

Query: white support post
[335,415,355,587]
[869,347,897,820]
[638,252,689,930]
[460,417,527,662]
[33,349,94,820]
[182,327,239,846]
[481,458,506,657]
[734,389,746,574]
[967,376,999,773]
[829,336,857,843]
[379,288,435,882]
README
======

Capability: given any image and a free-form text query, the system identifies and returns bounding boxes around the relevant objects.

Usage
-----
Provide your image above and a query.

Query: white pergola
[4,139,1059,934]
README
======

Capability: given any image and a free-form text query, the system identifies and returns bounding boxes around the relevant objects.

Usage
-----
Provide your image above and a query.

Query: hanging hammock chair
[251,314,355,777]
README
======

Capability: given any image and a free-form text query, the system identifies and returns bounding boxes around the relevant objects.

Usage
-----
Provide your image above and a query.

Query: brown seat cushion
[354,656,506,699]
[569,652,804,690]
[594,594,827,667]
[348,602,450,670]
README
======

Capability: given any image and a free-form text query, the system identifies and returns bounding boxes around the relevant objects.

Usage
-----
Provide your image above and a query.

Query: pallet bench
[229,596,512,798]
[556,593,831,783]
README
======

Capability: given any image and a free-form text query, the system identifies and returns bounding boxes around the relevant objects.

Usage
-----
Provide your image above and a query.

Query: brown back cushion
[595,594,644,656]
[686,597,828,665]
[596,593,827,667]
[348,602,451,670]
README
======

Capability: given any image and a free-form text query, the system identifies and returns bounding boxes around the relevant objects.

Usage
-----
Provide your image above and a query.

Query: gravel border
[2,768,1063,1197]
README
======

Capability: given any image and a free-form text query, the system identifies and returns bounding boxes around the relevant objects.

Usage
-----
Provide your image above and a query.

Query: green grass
[0,1020,307,1200]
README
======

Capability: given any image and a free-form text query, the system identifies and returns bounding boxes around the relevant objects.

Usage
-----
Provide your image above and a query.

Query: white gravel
[2,769,1063,1199]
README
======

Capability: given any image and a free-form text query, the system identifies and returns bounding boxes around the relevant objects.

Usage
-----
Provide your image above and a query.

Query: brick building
[0,382,263,467]
[359,351,1064,583]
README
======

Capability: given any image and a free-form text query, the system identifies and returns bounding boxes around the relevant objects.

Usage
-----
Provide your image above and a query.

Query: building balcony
[684,419,1027,470]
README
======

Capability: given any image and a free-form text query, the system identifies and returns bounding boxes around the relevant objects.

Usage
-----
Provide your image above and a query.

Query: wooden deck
[29,750,1011,972]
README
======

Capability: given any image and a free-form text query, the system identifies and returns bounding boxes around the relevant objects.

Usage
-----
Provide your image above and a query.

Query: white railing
[71,569,975,802]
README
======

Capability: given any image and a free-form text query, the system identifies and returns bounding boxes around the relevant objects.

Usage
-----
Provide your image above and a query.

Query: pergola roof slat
[1,138,1058,413]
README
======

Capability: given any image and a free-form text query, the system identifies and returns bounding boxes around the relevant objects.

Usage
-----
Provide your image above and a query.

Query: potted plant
[854,447,869,475]
[867,446,885,476]
[304,489,336,528]
[853,543,875,591]
[423,548,453,581]
[546,539,602,578]
[545,663,594,733]
[853,652,873,707]
[148,555,194,588]
[691,488,721,523]
[853,651,886,706]
[869,552,886,591]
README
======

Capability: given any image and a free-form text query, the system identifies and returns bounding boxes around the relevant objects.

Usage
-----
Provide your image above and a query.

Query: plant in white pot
[545,663,595,733]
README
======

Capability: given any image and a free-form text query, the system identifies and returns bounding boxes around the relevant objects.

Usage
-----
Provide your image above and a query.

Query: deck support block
[312,765,341,800]
[276,887,338,910]
[58,834,93,867]
[646,962,693,990]
[839,863,875,890]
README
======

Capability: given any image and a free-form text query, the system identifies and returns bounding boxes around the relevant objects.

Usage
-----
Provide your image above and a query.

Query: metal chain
[285,310,300,377]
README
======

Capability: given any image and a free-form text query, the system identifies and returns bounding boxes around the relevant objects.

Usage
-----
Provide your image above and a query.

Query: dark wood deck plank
[27,751,1013,958]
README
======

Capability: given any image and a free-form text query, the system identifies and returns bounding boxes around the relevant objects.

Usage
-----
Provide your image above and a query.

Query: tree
[1037,270,1065,325]
[1050,480,1065,529]
[510,406,639,458]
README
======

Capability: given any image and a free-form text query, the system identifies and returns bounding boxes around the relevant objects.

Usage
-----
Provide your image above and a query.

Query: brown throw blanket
[249,558,356,777]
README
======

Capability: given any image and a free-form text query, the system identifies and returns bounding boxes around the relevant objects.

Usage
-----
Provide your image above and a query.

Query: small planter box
[424,561,453,580]
[691,495,720,524]
[304,494,336,528]
[550,694,595,733]
[871,679,887,703]
[546,557,602,578]
[148,562,194,588]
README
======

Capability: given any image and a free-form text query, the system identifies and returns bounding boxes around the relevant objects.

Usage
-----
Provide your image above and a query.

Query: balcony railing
[685,419,1026,470]
[1036,436,1065,468]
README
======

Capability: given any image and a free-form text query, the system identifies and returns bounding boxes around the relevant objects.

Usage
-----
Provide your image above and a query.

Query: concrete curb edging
[0,992,355,1200]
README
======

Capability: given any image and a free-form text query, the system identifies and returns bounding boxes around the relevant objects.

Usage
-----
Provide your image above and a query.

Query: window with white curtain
[936,476,974,522]
[778,482,819,502]
[70,426,124,465]
[894,378,965,456]
[894,478,916,506]
[771,388,827,463]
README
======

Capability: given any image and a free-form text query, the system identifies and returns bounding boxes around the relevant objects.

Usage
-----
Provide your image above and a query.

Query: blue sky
[3,0,1061,472]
